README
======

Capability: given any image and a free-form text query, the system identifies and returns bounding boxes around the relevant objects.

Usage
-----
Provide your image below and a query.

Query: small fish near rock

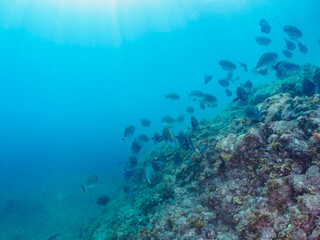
[283,38,296,51]
[279,23,303,39]
[176,114,185,123]
[273,61,300,80]
[81,174,99,192]
[254,36,272,46]
[162,127,175,144]
[302,78,316,96]
[191,116,199,131]
[204,75,213,84]
[245,105,262,123]
[138,134,149,143]
[253,52,278,75]
[165,93,180,100]
[131,139,143,154]
[96,195,110,206]
[218,60,237,71]
[242,80,253,93]
[282,49,293,59]
[233,86,249,103]
[260,19,271,33]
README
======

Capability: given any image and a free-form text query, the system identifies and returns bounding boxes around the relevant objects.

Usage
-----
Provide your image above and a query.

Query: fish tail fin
[80,186,85,192]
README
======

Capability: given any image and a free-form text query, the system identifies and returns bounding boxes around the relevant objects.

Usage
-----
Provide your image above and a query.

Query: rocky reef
[84,63,320,240]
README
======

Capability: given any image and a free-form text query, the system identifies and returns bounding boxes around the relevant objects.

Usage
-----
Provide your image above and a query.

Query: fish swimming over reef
[145,165,154,184]
[260,19,271,33]
[282,49,293,59]
[200,94,217,108]
[254,36,271,46]
[283,38,296,51]
[218,79,230,87]
[123,125,135,139]
[131,139,143,154]
[233,87,249,103]
[204,75,213,84]
[302,78,316,96]
[225,89,232,97]
[279,23,303,39]
[176,114,185,123]
[140,118,151,127]
[186,106,194,114]
[245,105,262,123]
[296,41,308,53]
[253,52,278,75]
[166,93,180,100]
[273,61,300,80]
[242,80,253,93]
[218,60,237,71]
[191,116,199,131]
[81,174,99,192]
[161,116,176,127]
[188,90,205,101]
[138,134,149,143]
[162,127,175,143]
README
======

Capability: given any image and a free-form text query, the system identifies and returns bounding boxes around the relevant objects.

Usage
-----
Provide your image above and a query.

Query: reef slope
[85,64,320,240]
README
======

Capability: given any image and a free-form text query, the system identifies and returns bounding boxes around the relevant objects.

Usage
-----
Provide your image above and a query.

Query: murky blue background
[0,0,319,239]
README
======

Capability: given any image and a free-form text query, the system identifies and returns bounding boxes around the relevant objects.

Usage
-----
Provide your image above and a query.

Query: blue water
[0,0,319,239]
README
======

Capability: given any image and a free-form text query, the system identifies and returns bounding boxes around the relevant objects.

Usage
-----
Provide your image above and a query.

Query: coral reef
[84,64,320,239]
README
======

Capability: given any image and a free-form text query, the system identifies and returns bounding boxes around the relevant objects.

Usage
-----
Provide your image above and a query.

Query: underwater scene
[1,0,320,239]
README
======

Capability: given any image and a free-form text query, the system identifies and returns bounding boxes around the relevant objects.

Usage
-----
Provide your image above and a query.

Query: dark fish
[260,19,271,34]
[186,106,195,114]
[245,105,262,122]
[199,102,205,110]
[218,60,237,71]
[283,38,296,51]
[140,118,151,127]
[233,87,249,103]
[302,78,315,96]
[218,79,230,87]
[201,94,218,108]
[177,131,187,146]
[151,132,163,144]
[273,61,300,80]
[138,134,149,143]
[239,62,248,72]
[123,125,135,138]
[204,75,213,84]
[131,139,143,154]
[253,52,278,75]
[161,115,176,127]
[96,195,110,206]
[225,89,232,97]
[254,36,271,46]
[79,227,83,240]
[282,49,293,58]
[318,40,320,45]
[188,90,205,101]
[162,127,175,143]
[191,116,199,131]
[296,41,308,53]
[242,80,253,93]
[48,234,64,240]
[313,67,320,85]
[127,155,138,168]
[166,93,180,100]
[279,23,303,39]
[81,174,99,192]
[176,114,185,123]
